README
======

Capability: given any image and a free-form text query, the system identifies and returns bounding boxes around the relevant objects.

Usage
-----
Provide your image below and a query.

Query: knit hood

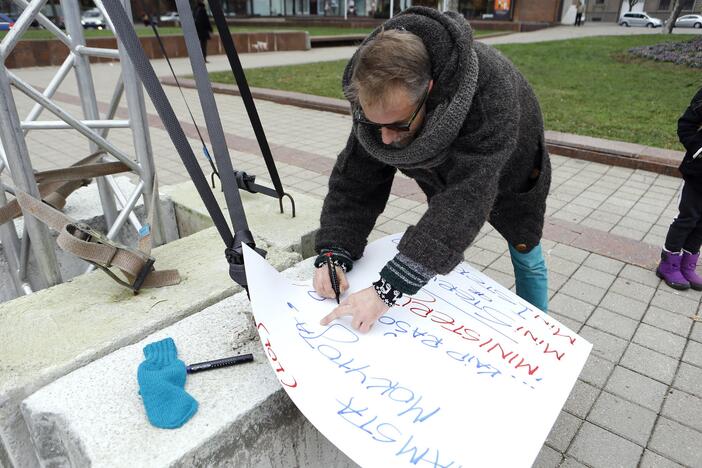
[342,7,479,170]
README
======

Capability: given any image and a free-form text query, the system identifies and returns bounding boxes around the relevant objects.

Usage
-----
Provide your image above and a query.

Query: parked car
[0,12,15,31]
[159,11,179,24]
[674,14,702,28]
[619,12,664,27]
[81,8,106,29]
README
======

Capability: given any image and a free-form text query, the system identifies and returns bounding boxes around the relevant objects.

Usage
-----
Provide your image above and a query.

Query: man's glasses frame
[354,84,430,132]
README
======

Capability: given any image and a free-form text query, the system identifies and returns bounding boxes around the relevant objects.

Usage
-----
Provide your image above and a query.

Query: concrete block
[632,324,686,359]
[564,380,599,419]
[681,341,702,368]
[162,181,322,259]
[568,422,643,468]
[579,326,628,363]
[661,389,702,433]
[587,391,656,446]
[0,226,301,468]
[532,445,562,468]
[673,362,702,396]
[586,308,638,341]
[598,291,647,321]
[549,293,595,323]
[640,450,684,468]
[620,344,677,385]
[545,411,582,453]
[21,260,355,468]
[0,178,179,303]
[649,417,702,467]
[643,307,692,338]
[605,366,667,412]
[579,353,614,389]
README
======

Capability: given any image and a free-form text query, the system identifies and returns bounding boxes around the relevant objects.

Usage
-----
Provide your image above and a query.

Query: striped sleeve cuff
[379,253,437,296]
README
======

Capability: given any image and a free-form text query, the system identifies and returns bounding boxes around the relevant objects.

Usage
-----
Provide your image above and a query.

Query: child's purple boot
[656,249,690,290]
[681,250,702,291]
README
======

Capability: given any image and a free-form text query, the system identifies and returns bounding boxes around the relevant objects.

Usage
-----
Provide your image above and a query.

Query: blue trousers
[508,243,549,313]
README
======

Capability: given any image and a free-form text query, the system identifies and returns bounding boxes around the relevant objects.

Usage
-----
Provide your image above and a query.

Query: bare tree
[665,0,685,33]
[627,0,640,11]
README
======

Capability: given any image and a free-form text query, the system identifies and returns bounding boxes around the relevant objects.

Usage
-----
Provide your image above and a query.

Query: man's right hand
[313,265,349,299]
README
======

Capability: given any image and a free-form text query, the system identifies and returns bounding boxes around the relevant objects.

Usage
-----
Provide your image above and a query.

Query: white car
[619,12,664,28]
[81,8,106,29]
[159,11,180,23]
[674,14,702,29]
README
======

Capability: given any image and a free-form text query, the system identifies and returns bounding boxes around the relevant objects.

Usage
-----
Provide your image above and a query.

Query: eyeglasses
[354,85,430,132]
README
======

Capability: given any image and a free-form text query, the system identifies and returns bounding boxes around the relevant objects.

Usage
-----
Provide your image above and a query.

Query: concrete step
[1,184,323,467]
[21,260,356,468]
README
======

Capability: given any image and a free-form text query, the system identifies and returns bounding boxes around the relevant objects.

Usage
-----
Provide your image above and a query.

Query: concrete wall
[4,31,309,69]
[513,0,561,22]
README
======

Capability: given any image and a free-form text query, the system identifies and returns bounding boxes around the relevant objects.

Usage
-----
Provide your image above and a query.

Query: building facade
[578,0,702,23]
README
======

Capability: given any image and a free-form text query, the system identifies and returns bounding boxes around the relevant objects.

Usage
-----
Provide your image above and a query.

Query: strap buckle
[68,222,155,294]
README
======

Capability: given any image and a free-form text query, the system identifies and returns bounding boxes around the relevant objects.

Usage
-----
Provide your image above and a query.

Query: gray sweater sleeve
[394,71,520,279]
[314,134,397,259]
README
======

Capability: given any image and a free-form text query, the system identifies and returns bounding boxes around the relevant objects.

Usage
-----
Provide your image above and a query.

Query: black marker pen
[186,353,254,374]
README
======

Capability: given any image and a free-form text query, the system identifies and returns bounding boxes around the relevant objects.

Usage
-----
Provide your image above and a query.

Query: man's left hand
[320,286,389,333]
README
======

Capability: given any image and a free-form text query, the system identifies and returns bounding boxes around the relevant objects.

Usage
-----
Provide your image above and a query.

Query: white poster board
[243,234,591,468]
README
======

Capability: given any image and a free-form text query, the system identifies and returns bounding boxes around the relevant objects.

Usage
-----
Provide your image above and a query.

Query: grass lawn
[210,34,701,150]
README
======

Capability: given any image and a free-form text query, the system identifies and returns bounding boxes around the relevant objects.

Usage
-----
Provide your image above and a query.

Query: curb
[161,77,684,178]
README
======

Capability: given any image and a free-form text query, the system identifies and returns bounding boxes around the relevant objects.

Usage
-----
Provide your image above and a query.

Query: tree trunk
[666,0,684,34]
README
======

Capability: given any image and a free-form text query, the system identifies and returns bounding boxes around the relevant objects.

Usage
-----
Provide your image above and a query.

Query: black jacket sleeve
[678,87,702,158]
[315,134,397,259]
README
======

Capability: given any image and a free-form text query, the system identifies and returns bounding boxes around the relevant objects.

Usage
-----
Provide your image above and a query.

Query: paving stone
[618,264,661,288]
[609,277,656,304]
[549,271,569,291]
[579,354,615,388]
[639,450,684,468]
[572,266,617,290]
[586,308,638,340]
[564,380,600,419]
[466,248,502,268]
[598,291,648,321]
[559,456,589,468]
[605,366,668,412]
[579,326,628,362]
[650,289,700,316]
[690,321,702,343]
[550,244,590,264]
[546,411,582,452]
[546,255,581,277]
[621,343,678,385]
[662,389,702,432]
[532,445,562,468]
[632,323,686,359]
[682,340,702,368]
[586,391,657,445]
[560,279,607,306]
[549,293,595,323]
[649,417,702,467]
[643,306,693,338]
[583,254,625,276]
[567,422,643,468]
[673,362,702,395]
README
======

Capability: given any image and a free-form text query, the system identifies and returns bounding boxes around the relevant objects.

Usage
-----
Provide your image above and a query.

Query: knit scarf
[342,7,479,170]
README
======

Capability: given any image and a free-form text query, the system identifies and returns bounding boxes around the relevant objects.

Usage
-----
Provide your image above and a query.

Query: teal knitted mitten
[137,338,198,429]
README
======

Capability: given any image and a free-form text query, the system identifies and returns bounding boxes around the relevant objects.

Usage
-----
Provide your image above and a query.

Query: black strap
[137,0,220,188]
[208,0,287,200]
[102,3,236,256]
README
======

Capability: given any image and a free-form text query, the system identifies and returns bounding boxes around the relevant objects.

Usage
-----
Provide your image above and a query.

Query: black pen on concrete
[186,353,254,374]
[326,254,340,304]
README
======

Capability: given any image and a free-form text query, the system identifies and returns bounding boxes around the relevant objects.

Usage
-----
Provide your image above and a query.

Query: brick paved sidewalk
[4,52,702,467]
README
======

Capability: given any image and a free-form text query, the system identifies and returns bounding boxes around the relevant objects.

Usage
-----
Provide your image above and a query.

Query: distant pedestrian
[574,1,584,26]
[657,86,702,291]
[194,0,212,63]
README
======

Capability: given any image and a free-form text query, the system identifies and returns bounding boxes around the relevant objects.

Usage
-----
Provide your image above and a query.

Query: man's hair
[346,29,431,109]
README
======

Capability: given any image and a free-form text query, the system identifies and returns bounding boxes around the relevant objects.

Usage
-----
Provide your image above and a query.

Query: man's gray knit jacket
[315,6,551,295]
